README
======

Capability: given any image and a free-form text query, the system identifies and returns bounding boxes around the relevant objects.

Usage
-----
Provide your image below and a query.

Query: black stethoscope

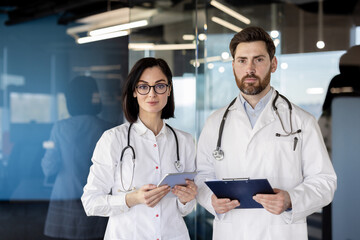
[212,90,302,161]
[119,123,181,192]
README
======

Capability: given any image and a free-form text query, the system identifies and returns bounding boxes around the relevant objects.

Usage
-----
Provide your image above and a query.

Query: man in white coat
[195,26,337,240]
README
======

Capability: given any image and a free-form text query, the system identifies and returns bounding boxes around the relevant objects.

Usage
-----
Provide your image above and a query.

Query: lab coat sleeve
[177,133,197,216]
[282,115,337,223]
[195,116,222,218]
[177,198,196,216]
[81,130,130,217]
[41,122,61,177]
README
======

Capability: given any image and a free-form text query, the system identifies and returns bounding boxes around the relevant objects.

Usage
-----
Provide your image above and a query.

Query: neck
[139,112,163,135]
[241,85,271,109]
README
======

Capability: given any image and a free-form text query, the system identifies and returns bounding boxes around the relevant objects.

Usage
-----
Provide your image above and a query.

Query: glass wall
[0,0,359,239]
[0,13,128,239]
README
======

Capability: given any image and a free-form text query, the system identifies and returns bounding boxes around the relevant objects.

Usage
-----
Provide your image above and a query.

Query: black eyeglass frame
[135,83,170,95]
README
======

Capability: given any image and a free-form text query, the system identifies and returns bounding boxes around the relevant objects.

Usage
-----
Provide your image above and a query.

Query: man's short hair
[122,57,175,123]
[229,26,275,60]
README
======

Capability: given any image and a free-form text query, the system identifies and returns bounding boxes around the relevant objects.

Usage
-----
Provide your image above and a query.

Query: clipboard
[157,172,197,188]
[205,178,274,208]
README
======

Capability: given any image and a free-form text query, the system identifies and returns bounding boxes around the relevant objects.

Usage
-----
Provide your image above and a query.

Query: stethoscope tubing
[119,122,181,192]
[213,90,301,161]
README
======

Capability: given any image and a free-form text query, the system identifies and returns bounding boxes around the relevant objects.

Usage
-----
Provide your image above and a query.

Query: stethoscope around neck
[119,122,181,192]
[212,90,302,161]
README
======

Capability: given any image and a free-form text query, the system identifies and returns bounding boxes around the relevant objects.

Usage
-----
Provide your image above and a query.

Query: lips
[147,101,158,105]
[242,75,259,83]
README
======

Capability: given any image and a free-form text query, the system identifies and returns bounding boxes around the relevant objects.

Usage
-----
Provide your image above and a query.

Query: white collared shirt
[238,88,273,128]
[82,118,196,240]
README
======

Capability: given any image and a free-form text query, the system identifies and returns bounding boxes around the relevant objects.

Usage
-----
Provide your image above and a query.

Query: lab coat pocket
[265,136,302,181]
[269,222,307,240]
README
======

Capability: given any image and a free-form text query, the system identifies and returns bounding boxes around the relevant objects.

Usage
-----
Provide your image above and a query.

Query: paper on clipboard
[205,178,274,208]
[157,172,197,188]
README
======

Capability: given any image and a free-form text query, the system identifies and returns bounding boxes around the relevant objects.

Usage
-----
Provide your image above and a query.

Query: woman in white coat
[82,57,197,240]
[195,26,337,240]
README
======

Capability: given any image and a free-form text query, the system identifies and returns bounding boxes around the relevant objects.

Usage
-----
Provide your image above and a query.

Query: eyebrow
[137,79,167,84]
[236,54,266,60]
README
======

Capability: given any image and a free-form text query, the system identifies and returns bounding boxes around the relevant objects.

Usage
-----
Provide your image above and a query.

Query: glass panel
[0,13,127,239]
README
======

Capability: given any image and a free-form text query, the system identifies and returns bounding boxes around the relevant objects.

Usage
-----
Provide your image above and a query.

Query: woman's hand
[172,180,198,205]
[125,184,170,208]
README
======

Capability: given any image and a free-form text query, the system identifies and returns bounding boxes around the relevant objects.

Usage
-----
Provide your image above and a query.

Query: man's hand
[172,180,198,204]
[211,194,240,214]
[125,184,170,208]
[253,188,292,215]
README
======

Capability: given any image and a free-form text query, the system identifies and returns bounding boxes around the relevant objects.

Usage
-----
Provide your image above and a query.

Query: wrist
[125,191,138,208]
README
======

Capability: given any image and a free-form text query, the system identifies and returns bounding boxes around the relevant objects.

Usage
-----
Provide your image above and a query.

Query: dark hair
[122,57,175,123]
[229,26,275,60]
[65,76,101,116]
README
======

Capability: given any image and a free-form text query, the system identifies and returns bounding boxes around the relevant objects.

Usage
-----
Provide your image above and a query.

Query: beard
[235,67,271,95]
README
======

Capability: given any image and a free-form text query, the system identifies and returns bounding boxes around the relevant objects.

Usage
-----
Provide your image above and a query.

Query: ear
[271,56,278,73]
[168,85,171,96]
[133,91,137,98]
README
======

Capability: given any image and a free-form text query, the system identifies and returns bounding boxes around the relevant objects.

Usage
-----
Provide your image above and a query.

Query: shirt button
[156,166,159,169]
[156,214,159,217]
[154,144,157,147]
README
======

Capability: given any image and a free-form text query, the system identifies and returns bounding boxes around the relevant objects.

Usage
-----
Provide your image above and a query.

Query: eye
[256,58,264,63]
[155,83,166,90]
[137,84,149,90]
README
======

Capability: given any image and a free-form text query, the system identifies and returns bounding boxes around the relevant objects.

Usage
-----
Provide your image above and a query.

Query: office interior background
[0,0,359,239]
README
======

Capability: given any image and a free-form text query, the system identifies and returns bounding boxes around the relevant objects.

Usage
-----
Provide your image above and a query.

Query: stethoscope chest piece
[213,147,224,161]
[174,160,183,171]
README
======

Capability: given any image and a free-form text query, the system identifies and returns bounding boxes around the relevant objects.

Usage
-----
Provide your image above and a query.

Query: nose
[147,86,157,97]
[246,61,255,75]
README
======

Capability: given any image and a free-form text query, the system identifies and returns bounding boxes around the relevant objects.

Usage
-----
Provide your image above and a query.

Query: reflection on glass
[41,76,113,240]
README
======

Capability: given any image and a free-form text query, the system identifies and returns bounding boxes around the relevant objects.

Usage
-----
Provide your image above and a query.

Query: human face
[133,66,171,118]
[232,41,277,96]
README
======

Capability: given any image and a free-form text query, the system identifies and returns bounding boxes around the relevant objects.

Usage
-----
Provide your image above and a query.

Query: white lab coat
[195,89,337,240]
[82,119,196,240]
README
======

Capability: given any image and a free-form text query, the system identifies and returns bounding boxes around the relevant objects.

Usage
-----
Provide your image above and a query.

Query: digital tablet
[157,172,197,188]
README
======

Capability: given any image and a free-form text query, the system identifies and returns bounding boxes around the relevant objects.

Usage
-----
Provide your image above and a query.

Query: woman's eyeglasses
[135,83,169,95]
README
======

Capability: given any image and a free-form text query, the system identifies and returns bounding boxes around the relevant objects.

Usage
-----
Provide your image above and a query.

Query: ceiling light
[218,66,225,73]
[210,0,251,25]
[280,62,288,69]
[183,34,195,41]
[211,17,242,32]
[128,43,196,51]
[316,0,325,49]
[270,30,279,38]
[306,88,324,94]
[316,41,325,49]
[221,52,230,60]
[89,20,148,36]
[207,63,214,69]
[198,33,207,41]
[273,38,280,47]
[77,31,129,44]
